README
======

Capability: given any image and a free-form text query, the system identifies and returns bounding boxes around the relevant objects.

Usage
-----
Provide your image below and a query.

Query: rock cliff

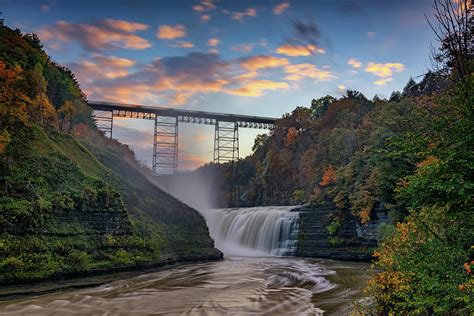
[295,205,387,261]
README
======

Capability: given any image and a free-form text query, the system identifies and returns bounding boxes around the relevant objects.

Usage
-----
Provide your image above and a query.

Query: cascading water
[203,206,300,257]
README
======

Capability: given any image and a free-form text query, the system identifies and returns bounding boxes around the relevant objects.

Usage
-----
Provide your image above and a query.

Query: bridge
[89,101,278,177]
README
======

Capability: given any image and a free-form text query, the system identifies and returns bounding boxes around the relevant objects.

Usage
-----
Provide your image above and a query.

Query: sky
[2,0,438,170]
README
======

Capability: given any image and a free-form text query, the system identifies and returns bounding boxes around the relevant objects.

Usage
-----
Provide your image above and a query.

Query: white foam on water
[202,206,300,257]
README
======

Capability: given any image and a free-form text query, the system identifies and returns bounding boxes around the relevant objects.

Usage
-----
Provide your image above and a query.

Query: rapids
[0,257,372,315]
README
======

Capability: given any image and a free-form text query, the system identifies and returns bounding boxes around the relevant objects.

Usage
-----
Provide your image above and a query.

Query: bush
[66,250,92,272]
[113,249,134,266]
[1,256,25,272]
[326,218,341,235]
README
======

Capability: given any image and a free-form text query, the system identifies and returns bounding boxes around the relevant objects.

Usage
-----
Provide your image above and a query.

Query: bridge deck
[89,101,278,128]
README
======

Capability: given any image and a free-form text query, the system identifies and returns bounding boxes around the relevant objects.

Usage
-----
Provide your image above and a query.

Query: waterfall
[204,206,300,257]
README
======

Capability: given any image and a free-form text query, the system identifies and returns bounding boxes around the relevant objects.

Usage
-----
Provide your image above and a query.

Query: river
[0,206,373,315]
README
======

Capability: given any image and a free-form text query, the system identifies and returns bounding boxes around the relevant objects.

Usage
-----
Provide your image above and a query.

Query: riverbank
[0,253,222,301]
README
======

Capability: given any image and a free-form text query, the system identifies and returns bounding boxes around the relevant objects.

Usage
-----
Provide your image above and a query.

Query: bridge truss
[89,101,277,205]
[214,121,239,206]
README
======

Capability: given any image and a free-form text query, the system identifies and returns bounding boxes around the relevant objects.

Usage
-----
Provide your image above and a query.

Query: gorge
[0,206,373,315]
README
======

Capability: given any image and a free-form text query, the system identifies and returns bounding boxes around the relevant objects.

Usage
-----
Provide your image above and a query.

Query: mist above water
[153,171,300,257]
[154,169,220,211]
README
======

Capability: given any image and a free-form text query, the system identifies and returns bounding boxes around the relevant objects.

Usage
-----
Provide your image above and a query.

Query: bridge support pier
[153,116,178,176]
[93,110,113,139]
[214,121,239,207]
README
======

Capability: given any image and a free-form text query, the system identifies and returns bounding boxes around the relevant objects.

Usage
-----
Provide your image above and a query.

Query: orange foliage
[367,270,412,295]
[319,165,336,186]
[416,155,438,168]
[284,127,298,147]
[359,207,371,224]
[464,261,474,274]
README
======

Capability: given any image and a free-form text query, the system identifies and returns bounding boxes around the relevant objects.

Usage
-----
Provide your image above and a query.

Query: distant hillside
[0,21,221,284]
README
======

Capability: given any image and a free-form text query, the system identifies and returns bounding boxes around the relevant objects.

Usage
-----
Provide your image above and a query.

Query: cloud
[193,0,216,12]
[38,19,151,51]
[229,80,289,97]
[157,24,187,40]
[68,54,136,82]
[232,40,267,54]
[232,43,254,53]
[338,85,346,91]
[284,63,336,81]
[275,43,325,56]
[365,62,405,77]
[366,31,375,38]
[230,8,257,22]
[374,77,393,86]
[171,41,194,48]
[200,14,211,23]
[113,124,154,147]
[239,55,289,71]
[103,19,149,32]
[273,2,290,15]
[286,18,321,49]
[347,58,362,68]
[40,4,50,12]
[82,52,231,106]
[78,51,299,108]
[208,38,219,46]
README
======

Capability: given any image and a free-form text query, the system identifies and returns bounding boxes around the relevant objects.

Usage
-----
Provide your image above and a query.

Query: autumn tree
[319,165,336,186]
[58,100,76,132]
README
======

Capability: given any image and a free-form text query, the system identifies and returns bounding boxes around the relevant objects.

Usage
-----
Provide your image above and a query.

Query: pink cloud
[38,19,151,51]
[273,2,290,15]
[230,8,257,22]
[284,63,336,81]
[68,54,136,82]
[193,0,216,12]
[157,24,187,40]
[78,52,297,107]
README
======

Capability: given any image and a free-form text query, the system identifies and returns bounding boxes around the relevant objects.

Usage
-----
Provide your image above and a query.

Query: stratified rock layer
[295,205,386,261]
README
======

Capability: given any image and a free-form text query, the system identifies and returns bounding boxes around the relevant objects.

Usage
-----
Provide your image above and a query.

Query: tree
[345,90,367,101]
[389,91,402,102]
[368,74,474,314]
[426,0,473,80]
[402,77,418,97]
[23,63,47,99]
[311,95,335,118]
[58,100,76,132]
[319,165,336,186]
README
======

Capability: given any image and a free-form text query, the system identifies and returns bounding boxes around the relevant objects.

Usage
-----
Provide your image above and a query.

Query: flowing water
[0,206,373,315]
[204,206,300,256]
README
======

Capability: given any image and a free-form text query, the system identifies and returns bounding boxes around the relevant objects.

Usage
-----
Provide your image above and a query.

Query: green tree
[368,76,474,314]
